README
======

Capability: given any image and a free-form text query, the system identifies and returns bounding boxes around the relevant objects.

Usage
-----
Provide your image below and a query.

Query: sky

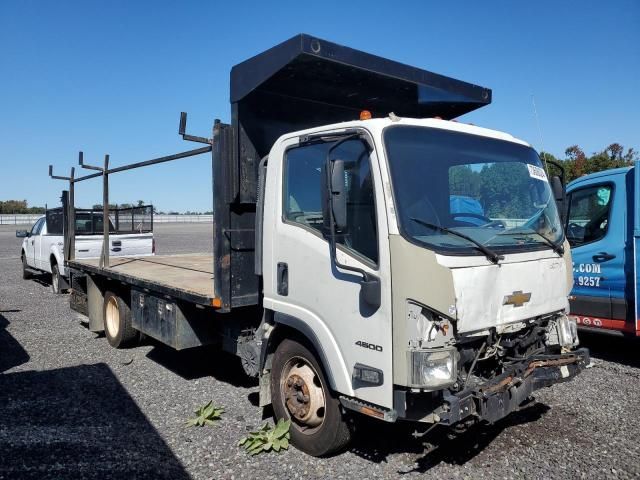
[1,1,638,212]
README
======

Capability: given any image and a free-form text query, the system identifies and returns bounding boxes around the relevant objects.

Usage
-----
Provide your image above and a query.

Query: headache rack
[45,204,153,236]
[49,33,492,312]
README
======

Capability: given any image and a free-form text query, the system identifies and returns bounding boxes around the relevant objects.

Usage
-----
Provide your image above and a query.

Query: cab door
[33,219,46,270]
[263,134,393,408]
[566,178,627,330]
[25,218,44,268]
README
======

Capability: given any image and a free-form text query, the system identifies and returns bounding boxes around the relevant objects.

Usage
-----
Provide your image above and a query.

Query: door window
[283,139,378,264]
[46,210,64,235]
[30,218,45,236]
[566,184,613,247]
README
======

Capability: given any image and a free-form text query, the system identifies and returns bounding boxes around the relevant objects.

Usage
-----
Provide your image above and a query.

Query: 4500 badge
[355,340,383,352]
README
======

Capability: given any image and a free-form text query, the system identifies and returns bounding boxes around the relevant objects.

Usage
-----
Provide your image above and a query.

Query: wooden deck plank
[71,254,215,300]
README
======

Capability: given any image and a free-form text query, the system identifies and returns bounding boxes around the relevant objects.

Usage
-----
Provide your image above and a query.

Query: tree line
[0,200,45,214]
[543,143,637,183]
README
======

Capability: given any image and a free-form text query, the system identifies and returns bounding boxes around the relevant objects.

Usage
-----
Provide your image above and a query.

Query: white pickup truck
[17,209,154,293]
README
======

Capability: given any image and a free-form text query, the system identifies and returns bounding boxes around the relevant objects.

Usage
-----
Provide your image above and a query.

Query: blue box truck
[566,161,640,336]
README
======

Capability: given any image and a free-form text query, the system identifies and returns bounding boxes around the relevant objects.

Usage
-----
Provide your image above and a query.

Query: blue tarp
[450,195,484,216]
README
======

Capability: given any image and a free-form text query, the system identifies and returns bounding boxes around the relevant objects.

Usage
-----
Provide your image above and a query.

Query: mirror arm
[328,236,368,278]
[325,134,362,278]
[324,136,381,309]
[544,158,566,185]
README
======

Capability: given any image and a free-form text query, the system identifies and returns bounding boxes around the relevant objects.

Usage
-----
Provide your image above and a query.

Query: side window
[30,218,44,236]
[284,139,379,264]
[566,184,612,247]
[284,143,325,232]
[46,210,64,235]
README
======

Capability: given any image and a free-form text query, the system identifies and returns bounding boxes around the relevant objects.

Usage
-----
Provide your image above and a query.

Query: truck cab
[62,34,588,456]
[259,114,586,433]
[566,164,639,335]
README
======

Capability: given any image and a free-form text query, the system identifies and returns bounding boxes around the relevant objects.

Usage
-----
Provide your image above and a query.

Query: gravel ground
[1,223,639,479]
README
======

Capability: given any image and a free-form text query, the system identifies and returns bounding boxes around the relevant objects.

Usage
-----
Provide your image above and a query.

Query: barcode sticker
[527,164,548,182]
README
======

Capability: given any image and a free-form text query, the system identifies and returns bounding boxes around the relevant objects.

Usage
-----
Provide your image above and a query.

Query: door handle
[593,252,615,262]
[277,262,288,296]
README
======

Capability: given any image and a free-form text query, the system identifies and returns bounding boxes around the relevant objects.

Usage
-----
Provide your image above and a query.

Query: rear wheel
[51,264,63,294]
[103,291,138,348]
[22,254,31,279]
[271,338,353,456]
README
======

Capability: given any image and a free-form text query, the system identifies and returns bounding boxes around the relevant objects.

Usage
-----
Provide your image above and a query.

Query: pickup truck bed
[68,254,215,305]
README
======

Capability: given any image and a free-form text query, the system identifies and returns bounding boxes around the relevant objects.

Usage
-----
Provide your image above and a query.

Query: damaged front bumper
[440,348,590,425]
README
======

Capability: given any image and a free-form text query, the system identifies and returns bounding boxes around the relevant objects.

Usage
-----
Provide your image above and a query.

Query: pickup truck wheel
[22,255,32,279]
[51,264,63,294]
[103,291,138,348]
[271,338,353,456]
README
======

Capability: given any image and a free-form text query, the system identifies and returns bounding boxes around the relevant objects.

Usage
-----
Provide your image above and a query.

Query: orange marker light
[211,297,222,308]
[360,110,372,120]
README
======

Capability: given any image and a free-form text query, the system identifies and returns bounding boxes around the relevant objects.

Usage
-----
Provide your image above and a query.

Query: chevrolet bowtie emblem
[503,291,531,307]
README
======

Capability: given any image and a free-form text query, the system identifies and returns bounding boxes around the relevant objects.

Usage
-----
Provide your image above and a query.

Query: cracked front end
[390,235,588,426]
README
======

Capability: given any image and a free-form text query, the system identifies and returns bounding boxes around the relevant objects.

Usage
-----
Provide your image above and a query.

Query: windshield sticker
[527,164,548,182]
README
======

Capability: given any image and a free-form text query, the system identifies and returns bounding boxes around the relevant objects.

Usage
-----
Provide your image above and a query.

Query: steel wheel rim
[105,296,119,338]
[280,356,326,434]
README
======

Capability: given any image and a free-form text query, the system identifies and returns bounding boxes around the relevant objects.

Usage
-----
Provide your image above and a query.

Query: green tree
[544,144,638,183]
[478,162,531,218]
[0,200,45,214]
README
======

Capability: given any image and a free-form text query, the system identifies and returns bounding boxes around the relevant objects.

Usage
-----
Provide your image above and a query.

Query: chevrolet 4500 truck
[566,162,640,336]
[57,34,588,456]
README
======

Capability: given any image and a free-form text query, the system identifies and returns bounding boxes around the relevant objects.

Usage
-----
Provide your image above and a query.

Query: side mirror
[550,175,564,202]
[550,175,567,224]
[322,158,348,234]
[321,137,381,311]
[16,230,29,238]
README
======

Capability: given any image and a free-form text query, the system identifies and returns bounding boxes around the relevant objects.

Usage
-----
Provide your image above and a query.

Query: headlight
[408,349,457,389]
[557,315,579,348]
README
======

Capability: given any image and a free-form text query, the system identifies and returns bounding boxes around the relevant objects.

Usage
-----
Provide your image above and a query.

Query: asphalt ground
[1,223,639,479]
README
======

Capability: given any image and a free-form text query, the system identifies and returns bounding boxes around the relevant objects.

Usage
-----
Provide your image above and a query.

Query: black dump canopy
[214,35,492,310]
[230,33,492,160]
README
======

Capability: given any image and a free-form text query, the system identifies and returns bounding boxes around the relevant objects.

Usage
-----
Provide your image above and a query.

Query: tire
[51,264,63,294]
[22,254,32,280]
[103,290,138,348]
[271,338,353,456]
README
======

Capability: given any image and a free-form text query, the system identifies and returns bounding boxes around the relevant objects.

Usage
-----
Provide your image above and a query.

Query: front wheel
[51,264,63,294]
[270,338,353,456]
[22,255,32,280]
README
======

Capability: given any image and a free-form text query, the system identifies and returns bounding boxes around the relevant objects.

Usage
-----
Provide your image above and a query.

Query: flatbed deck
[68,254,216,305]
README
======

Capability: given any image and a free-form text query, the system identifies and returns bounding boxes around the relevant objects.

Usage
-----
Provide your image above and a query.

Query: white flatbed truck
[58,34,588,456]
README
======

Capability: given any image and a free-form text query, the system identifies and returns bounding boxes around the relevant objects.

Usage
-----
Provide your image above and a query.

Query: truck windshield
[383,125,564,256]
